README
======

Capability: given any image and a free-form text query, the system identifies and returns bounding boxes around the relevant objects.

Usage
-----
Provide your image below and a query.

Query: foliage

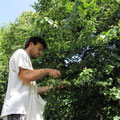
[0,0,120,120]
[32,0,120,119]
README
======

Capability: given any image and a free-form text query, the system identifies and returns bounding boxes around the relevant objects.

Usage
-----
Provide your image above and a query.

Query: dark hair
[25,36,47,49]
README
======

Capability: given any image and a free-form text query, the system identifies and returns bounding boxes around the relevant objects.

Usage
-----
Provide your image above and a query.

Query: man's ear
[29,42,34,47]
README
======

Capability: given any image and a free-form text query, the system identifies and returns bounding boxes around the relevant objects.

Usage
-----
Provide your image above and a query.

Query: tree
[32,0,120,119]
[0,0,120,119]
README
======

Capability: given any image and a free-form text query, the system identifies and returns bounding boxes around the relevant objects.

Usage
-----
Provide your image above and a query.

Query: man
[0,37,61,120]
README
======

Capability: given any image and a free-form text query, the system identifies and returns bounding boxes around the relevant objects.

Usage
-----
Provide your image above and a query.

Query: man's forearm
[19,67,61,84]
[37,85,53,94]
[26,69,50,82]
[19,68,50,83]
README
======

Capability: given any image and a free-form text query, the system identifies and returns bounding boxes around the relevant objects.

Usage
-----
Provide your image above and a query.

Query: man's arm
[18,67,61,84]
[37,84,66,94]
[37,85,53,94]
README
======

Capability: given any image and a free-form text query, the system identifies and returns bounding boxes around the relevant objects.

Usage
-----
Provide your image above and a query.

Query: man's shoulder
[16,49,25,53]
[11,49,27,59]
[14,49,26,55]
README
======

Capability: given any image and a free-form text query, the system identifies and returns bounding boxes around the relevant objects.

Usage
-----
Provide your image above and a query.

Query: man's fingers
[57,71,61,77]
[49,69,61,78]
[54,70,61,78]
[57,84,66,89]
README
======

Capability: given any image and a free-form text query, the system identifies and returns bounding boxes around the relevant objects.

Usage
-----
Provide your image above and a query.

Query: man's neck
[25,48,31,58]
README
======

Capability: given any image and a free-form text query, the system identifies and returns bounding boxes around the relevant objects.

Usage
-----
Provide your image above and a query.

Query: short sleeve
[11,50,32,74]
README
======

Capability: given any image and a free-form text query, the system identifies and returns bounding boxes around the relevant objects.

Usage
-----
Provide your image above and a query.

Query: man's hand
[48,69,61,78]
[57,84,66,89]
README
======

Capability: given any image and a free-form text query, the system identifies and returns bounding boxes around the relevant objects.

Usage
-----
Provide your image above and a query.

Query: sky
[0,0,38,27]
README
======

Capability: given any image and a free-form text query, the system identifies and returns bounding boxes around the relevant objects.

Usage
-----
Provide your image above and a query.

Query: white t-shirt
[0,49,34,118]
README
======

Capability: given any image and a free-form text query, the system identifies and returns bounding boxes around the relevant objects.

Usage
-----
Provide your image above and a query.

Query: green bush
[0,0,120,119]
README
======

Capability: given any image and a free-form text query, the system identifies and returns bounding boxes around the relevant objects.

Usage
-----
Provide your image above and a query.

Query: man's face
[29,42,43,59]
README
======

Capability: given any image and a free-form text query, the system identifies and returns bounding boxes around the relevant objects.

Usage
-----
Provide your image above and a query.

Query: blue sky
[0,0,38,27]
